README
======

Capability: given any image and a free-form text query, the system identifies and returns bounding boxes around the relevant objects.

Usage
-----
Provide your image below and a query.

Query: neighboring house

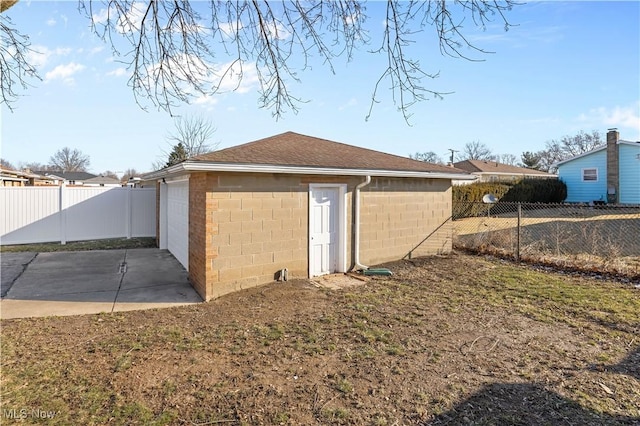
[33,171,97,186]
[143,131,473,301]
[84,176,122,187]
[556,129,640,204]
[452,160,556,185]
[0,168,54,186]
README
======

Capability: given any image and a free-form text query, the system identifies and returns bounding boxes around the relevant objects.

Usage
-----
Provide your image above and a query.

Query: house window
[582,168,598,182]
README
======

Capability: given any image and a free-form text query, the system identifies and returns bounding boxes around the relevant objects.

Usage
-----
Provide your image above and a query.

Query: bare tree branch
[3,1,516,122]
[0,13,40,110]
[49,147,91,172]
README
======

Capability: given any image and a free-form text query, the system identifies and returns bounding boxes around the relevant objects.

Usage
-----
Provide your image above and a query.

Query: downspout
[353,175,371,271]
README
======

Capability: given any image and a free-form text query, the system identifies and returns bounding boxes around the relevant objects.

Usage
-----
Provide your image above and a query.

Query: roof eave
[473,171,557,177]
[142,161,475,181]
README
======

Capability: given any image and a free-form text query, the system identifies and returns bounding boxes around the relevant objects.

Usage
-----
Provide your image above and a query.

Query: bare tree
[48,147,90,172]
[167,116,218,157]
[0,1,40,111]
[498,153,518,166]
[100,170,119,179]
[18,161,50,172]
[536,130,603,172]
[410,151,442,164]
[1,1,517,121]
[120,167,139,183]
[0,157,15,169]
[460,140,493,161]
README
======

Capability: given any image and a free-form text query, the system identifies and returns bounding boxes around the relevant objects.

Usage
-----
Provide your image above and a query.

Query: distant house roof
[555,140,640,166]
[34,171,97,181]
[453,160,555,177]
[84,176,121,185]
[0,167,53,183]
[146,132,473,180]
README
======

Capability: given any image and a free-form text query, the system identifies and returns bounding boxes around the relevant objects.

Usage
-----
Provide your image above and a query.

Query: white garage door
[167,180,189,270]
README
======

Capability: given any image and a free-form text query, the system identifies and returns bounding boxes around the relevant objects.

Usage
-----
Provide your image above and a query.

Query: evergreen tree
[166,143,188,167]
[520,151,541,170]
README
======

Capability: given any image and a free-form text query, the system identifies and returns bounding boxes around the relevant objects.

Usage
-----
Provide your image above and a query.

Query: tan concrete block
[273,208,292,220]
[281,217,301,230]
[218,198,241,210]
[211,191,231,199]
[238,276,261,289]
[212,234,230,246]
[213,210,231,223]
[241,264,263,278]
[210,281,242,299]
[241,220,262,233]
[228,254,253,268]
[219,267,243,281]
[271,229,293,241]
[261,198,281,209]
[252,209,273,221]
[241,242,263,255]
[212,257,229,270]
[281,197,301,208]
[230,232,252,245]
[218,221,242,235]
[292,207,306,218]
[273,249,293,263]
[251,230,272,243]
[252,192,275,199]
[230,191,253,199]
[262,219,282,232]
[252,251,274,265]
[230,210,252,222]
[219,244,242,256]
[241,198,262,210]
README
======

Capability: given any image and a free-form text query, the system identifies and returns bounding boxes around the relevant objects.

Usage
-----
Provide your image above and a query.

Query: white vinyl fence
[0,186,156,245]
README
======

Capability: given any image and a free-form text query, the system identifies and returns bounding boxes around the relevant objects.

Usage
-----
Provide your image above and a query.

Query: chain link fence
[452,201,640,277]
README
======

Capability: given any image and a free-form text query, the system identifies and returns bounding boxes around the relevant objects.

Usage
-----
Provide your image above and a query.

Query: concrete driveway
[1,248,202,319]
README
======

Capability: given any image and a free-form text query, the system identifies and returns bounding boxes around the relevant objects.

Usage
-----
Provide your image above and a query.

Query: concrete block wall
[186,172,452,301]
[359,178,452,265]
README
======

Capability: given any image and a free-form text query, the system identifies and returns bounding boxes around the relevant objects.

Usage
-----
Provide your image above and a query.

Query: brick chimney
[606,128,619,204]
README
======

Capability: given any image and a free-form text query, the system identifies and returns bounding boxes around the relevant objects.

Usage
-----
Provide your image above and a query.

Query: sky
[1,1,639,176]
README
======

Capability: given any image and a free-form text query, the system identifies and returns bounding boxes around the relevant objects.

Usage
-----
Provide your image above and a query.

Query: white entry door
[309,186,341,277]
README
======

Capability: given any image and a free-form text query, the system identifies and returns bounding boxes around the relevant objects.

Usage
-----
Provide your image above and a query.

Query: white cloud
[46,18,56,26]
[117,3,146,33]
[577,103,640,135]
[45,62,86,83]
[92,8,110,24]
[218,21,243,37]
[26,46,72,69]
[107,67,127,77]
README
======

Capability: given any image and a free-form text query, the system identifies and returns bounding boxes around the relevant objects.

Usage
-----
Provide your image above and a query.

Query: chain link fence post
[516,202,521,262]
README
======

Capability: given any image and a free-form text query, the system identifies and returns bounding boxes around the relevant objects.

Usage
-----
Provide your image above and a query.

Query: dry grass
[1,253,639,425]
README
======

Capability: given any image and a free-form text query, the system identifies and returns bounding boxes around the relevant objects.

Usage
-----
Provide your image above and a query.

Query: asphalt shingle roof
[192,132,466,175]
[34,171,97,181]
[453,160,553,176]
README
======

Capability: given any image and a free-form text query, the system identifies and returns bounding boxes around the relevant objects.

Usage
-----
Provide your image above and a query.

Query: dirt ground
[1,252,639,425]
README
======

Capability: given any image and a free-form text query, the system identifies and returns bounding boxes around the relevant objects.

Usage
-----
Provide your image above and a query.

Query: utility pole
[447,149,459,165]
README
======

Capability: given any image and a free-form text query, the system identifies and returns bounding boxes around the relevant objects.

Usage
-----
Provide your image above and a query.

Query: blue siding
[619,144,640,204]
[558,150,607,202]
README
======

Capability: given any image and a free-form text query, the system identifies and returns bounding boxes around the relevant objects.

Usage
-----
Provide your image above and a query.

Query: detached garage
[146,132,472,301]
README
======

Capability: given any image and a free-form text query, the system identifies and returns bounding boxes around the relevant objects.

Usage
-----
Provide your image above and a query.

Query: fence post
[59,185,67,245]
[125,186,132,239]
[516,202,521,261]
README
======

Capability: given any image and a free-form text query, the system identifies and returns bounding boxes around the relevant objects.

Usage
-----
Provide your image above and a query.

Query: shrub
[501,179,567,203]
